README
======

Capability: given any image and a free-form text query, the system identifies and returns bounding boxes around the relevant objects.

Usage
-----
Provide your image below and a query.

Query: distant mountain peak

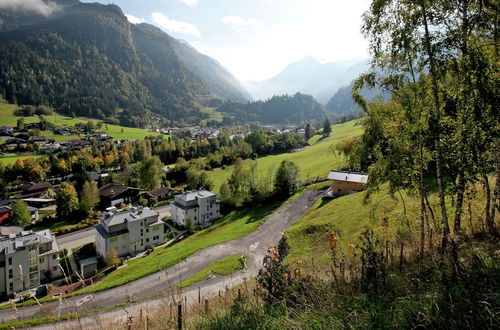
[246,58,369,103]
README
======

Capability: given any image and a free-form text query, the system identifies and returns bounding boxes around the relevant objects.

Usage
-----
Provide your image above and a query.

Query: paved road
[153,204,171,220]
[56,227,96,251]
[2,190,322,327]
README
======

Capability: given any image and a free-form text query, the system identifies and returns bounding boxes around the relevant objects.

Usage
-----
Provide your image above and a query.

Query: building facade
[0,230,60,297]
[95,207,165,258]
[171,190,221,228]
[326,170,369,197]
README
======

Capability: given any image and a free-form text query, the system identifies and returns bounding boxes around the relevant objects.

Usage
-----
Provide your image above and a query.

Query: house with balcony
[95,207,165,258]
[0,229,60,298]
[171,190,221,228]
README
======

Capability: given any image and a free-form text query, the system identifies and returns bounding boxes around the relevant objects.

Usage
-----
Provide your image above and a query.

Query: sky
[80,0,370,82]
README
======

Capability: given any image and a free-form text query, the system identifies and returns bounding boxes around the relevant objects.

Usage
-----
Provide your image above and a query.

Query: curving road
[1,190,322,328]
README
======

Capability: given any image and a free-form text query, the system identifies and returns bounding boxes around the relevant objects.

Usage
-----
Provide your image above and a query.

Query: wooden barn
[325,170,369,197]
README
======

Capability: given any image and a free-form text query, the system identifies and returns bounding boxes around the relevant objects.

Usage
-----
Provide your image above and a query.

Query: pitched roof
[327,170,369,184]
[22,182,52,193]
[101,207,158,227]
[99,183,140,199]
[175,190,216,202]
[0,226,22,236]
[0,229,55,254]
[147,186,171,198]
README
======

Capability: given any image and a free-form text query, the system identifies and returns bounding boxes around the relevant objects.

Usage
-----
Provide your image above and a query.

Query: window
[153,236,159,240]
[146,229,149,233]
[146,238,149,243]
[0,260,4,267]
[194,217,197,220]
[40,257,44,263]
[8,257,12,266]
[9,269,13,279]
[9,282,13,292]
[52,255,57,260]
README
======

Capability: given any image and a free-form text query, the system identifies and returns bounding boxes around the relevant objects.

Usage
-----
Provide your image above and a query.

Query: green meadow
[208,119,364,193]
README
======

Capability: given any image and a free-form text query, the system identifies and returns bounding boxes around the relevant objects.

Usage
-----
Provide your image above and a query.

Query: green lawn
[208,120,364,193]
[0,154,44,166]
[174,255,243,290]
[78,193,301,294]
[0,99,161,141]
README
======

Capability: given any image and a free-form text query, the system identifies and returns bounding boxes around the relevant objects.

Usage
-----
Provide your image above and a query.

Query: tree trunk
[483,174,491,233]
[453,166,466,236]
[419,145,427,258]
[425,194,438,233]
[419,0,450,253]
[490,146,500,233]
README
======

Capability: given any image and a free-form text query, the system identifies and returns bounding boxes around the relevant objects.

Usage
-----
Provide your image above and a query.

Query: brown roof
[22,182,52,193]
[147,186,171,198]
[99,183,140,199]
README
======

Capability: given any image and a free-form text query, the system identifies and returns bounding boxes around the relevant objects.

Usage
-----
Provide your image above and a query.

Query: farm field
[208,119,364,193]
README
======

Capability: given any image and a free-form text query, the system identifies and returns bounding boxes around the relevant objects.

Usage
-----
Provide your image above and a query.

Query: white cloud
[179,0,198,7]
[125,14,144,25]
[0,0,61,16]
[222,16,262,27]
[222,16,265,34]
[151,12,201,37]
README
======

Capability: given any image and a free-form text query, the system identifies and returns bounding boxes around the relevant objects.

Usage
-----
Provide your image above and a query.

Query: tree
[186,168,214,191]
[105,248,120,267]
[10,200,32,228]
[16,118,25,129]
[137,156,164,190]
[305,123,313,140]
[274,160,300,197]
[323,119,332,137]
[186,216,195,233]
[80,181,100,212]
[56,182,79,218]
[359,0,499,250]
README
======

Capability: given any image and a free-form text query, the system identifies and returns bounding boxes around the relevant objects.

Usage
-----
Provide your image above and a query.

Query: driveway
[56,227,96,251]
[2,190,322,327]
[153,204,171,220]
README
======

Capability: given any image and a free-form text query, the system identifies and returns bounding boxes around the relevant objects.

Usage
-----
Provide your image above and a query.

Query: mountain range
[245,57,369,103]
[0,0,250,126]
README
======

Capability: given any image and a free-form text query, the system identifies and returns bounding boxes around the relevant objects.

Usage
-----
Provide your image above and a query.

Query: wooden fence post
[198,286,201,303]
[204,298,209,314]
[177,303,183,330]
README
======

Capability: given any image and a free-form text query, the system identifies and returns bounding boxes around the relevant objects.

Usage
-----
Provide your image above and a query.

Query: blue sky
[80,0,370,81]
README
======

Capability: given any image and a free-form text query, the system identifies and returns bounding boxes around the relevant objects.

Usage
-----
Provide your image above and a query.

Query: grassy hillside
[0,99,161,141]
[284,181,497,272]
[209,119,364,192]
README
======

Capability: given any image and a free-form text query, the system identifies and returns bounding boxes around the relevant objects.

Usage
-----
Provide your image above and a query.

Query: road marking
[76,294,93,307]
[249,242,259,251]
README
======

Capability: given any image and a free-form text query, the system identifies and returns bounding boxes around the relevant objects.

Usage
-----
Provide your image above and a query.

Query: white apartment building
[171,190,221,228]
[0,229,60,297]
[95,207,165,258]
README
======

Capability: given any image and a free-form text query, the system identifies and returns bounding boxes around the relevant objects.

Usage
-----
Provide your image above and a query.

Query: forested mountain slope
[0,0,250,126]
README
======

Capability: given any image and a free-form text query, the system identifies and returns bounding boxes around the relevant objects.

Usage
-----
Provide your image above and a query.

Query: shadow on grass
[316,198,334,209]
